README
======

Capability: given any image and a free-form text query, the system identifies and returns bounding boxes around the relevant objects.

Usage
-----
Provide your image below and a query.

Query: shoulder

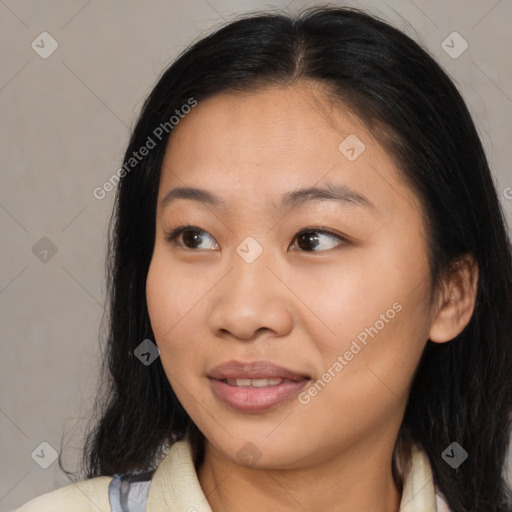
[14,476,113,512]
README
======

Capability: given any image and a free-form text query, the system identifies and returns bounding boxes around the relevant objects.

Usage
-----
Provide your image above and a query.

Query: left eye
[290,229,346,252]
[164,226,346,252]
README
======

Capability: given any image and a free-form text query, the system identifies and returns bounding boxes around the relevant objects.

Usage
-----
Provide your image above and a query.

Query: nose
[206,247,294,341]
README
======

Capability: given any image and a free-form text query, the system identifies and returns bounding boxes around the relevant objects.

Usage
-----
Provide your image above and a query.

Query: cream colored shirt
[16,438,451,511]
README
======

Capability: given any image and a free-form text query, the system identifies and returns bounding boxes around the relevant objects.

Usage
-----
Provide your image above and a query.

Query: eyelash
[164,224,349,252]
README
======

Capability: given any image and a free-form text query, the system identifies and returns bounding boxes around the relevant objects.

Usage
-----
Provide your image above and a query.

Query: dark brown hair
[63,6,512,511]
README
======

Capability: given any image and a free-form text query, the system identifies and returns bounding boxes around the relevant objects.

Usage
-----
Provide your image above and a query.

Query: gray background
[1,0,511,510]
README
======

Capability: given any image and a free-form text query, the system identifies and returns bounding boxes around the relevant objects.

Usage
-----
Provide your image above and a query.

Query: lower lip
[209,378,310,412]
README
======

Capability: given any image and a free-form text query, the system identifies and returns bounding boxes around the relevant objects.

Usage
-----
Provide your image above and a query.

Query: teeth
[226,378,285,387]
[252,378,283,387]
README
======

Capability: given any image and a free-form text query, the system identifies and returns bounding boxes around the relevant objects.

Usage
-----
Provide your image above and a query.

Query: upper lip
[208,360,310,381]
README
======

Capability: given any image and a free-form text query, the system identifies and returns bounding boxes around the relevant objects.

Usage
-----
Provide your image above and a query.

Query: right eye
[164,225,219,250]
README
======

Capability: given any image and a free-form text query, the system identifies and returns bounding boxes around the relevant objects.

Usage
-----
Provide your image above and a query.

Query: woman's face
[146,82,436,468]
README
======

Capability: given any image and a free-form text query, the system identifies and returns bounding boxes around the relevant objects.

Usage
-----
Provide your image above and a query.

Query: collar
[146,437,449,511]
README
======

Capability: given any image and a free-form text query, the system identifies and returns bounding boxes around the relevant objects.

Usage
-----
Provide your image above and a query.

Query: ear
[428,253,479,343]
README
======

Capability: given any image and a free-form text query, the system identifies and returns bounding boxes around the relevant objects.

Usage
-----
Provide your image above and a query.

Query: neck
[197,438,402,512]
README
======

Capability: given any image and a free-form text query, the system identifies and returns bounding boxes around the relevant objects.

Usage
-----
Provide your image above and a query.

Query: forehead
[163,82,366,166]
[157,82,421,218]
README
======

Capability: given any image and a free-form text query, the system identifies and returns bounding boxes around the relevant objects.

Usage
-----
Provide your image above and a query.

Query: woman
[16,5,512,512]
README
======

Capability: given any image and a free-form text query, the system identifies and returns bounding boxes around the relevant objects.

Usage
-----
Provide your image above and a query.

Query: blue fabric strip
[108,472,153,512]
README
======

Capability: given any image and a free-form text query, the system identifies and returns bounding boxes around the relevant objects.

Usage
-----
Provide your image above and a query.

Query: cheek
[146,253,197,337]
[303,304,428,437]
[145,254,209,381]
[294,245,430,381]
[146,257,188,363]
[283,251,405,350]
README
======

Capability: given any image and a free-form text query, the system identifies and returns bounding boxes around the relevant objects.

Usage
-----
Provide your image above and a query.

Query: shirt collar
[146,436,447,511]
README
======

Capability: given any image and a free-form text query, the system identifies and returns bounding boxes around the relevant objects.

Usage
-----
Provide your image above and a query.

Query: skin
[145,81,478,512]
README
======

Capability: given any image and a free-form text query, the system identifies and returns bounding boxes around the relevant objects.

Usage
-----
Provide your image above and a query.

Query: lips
[208,360,310,382]
[207,360,311,412]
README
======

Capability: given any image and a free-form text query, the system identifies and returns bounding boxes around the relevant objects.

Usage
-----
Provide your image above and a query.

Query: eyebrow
[160,182,375,212]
